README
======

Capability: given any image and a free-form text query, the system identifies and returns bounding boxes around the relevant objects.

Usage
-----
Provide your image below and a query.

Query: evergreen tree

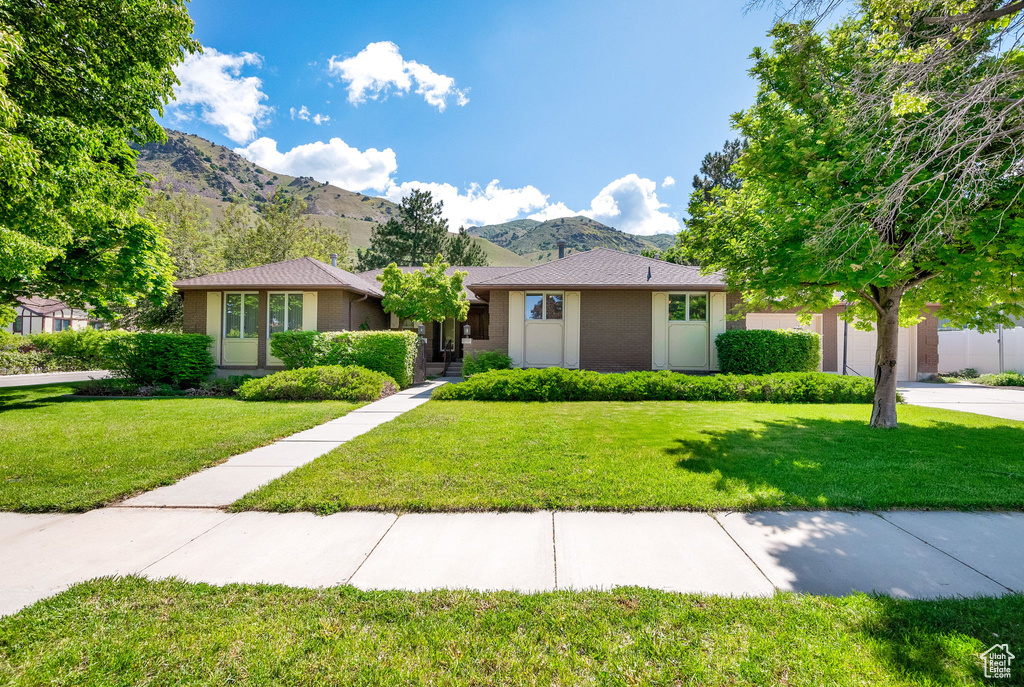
[357,189,450,270]
[445,227,489,266]
[691,138,748,201]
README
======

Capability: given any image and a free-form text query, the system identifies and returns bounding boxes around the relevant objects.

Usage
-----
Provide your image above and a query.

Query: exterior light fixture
[463,324,471,337]
[417,323,426,338]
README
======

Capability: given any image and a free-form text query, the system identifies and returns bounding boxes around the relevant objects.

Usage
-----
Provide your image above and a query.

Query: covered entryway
[508,291,581,368]
[652,292,728,371]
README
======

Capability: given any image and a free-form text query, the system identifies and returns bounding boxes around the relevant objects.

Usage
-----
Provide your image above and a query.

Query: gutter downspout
[998,323,1005,374]
[842,318,849,375]
[349,292,369,331]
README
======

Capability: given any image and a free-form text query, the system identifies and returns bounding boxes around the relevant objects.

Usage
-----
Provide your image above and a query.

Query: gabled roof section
[357,265,525,303]
[470,248,726,290]
[17,296,72,315]
[174,257,383,297]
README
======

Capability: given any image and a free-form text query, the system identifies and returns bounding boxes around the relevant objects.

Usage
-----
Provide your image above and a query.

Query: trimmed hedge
[431,368,877,403]
[105,333,215,387]
[236,365,398,402]
[716,329,820,375]
[462,350,512,377]
[977,371,1024,387]
[0,329,127,374]
[270,330,419,388]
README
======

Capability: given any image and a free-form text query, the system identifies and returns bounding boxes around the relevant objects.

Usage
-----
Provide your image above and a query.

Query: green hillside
[468,216,680,263]
[135,130,529,267]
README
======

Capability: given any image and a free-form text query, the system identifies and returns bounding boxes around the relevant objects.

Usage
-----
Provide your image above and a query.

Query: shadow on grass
[666,415,1024,509]
[0,385,214,412]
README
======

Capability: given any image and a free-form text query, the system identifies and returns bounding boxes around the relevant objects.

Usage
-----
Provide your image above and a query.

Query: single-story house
[176,248,940,380]
[4,296,103,335]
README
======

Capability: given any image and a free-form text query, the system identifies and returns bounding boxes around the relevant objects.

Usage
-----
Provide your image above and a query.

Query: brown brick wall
[821,306,840,372]
[317,290,347,331]
[917,305,940,374]
[256,290,269,368]
[579,290,653,372]
[182,291,207,334]
[352,297,388,331]
[725,291,746,330]
[463,290,509,353]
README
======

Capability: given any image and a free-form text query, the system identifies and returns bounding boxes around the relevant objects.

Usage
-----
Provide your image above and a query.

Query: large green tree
[692,138,748,201]
[377,256,469,325]
[682,13,1024,428]
[0,0,198,324]
[357,189,490,270]
[222,191,351,270]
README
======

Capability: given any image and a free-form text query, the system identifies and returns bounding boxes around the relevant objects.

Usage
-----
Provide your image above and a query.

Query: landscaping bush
[74,374,255,398]
[977,371,1024,387]
[236,365,397,402]
[104,333,215,387]
[431,368,877,403]
[940,368,980,379]
[715,329,820,375]
[29,328,127,369]
[270,330,419,387]
[462,350,512,377]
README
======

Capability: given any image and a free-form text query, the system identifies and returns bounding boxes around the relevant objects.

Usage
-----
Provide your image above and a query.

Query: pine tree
[357,189,450,270]
[445,227,489,266]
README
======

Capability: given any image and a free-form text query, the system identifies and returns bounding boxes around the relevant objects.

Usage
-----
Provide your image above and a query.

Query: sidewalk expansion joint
[345,514,401,585]
[711,511,777,592]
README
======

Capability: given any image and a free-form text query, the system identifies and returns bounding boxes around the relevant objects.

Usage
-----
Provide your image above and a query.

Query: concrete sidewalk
[899,381,1024,422]
[120,381,445,508]
[2,508,1021,616]
[0,370,110,387]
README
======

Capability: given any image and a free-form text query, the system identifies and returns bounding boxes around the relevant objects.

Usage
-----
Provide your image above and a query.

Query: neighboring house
[937,318,1024,374]
[4,297,102,335]
[177,249,940,380]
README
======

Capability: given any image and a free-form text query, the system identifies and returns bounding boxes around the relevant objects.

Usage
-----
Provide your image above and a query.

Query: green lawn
[235,401,1024,513]
[0,384,359,512]
[0,578,1019,686]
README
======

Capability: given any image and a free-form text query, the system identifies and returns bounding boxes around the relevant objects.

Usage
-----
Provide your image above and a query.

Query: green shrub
[236,365,397,402]
[977,371,1024,387]
[431,368,877,403]
[0,349,51,375]
[940,368,980,379]
[270,330,419,387]
[716,329,821,375]
[29,329,127,369]
[105,333,215,386]
[462,350,512,377]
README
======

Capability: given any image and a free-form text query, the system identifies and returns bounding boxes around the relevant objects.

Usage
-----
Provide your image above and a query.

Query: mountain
[468,216,680,263]
[134,130,531,267]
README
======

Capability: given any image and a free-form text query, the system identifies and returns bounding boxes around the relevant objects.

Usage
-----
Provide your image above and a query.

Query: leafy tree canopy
[357,189,489,270]
[0,0,199,323]
[377,256,470,324]
[681,11,1024,427]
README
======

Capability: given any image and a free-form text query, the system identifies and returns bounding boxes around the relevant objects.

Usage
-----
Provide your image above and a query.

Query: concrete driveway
[899,381,1024,422]
[0,370,110,388]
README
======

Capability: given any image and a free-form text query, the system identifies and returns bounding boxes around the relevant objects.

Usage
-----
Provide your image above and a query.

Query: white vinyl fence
[939,325,1024,374]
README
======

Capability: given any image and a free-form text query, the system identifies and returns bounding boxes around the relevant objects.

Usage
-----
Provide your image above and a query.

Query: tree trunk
[870,289,903,429]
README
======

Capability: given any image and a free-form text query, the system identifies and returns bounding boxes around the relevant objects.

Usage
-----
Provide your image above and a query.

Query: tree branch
[922,0,1024,26]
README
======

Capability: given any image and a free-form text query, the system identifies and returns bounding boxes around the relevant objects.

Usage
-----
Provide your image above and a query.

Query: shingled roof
[470,248,726,290]
[16,296,74,315]
[357,265,525,303]
[174,257,383,297]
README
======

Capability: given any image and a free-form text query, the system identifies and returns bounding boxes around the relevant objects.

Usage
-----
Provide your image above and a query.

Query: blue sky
[163,0,781,234]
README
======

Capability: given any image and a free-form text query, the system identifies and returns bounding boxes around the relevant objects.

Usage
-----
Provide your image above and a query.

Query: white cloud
[662,175,676,187]
[526,175,681,235]
[385,180,547,228]
[527,202,576,221]
[235,137,397,193]
[171,48,270,144]
[327,41,469,112]
[290,105,330,125]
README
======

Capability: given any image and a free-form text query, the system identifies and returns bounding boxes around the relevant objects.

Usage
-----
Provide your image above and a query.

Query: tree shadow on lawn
[0,386,212,412]
[666,415,1024,510]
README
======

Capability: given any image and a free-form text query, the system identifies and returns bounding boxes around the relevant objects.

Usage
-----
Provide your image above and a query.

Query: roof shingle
[174,257,383,297]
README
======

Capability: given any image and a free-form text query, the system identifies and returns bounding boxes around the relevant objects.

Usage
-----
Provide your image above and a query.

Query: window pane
[243,294,259,338]
[288,294,303,331]
[225,294,242,338]
[688,295,708,322]
[268,294,286,335]
[668,295,687,321]
[525,294,544,320]
[546,294,563,320]
[12,317,21,333]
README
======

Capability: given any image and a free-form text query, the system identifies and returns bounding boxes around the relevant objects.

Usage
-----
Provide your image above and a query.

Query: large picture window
[268,293,303,335]
[525,292,564,320]
[668,293,708,322]
[225,293,259,339]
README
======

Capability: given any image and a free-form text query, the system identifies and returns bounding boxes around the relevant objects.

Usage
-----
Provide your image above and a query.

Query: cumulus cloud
[385,180,547,228]
[582,174,680,235]
[662,175,676,187]
[290,105,330,125]
[327,41,469,111]
[235,137,397,193]
[171,48,270,144]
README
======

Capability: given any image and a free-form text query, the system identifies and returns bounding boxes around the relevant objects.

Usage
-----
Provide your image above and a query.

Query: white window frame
[267,291,305,337]
[525,291,565,321]
[223,291,260,340]
[668,292,709,323]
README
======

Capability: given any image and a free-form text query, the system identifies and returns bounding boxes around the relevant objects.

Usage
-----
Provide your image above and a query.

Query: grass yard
[0,384,360,512]
[0,578,1020,686]
[235,401,1024,513]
